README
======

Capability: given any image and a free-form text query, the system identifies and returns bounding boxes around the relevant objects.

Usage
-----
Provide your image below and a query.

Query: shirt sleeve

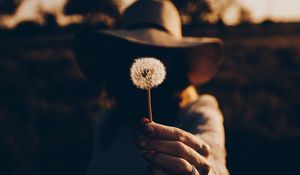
[176,94,229,175]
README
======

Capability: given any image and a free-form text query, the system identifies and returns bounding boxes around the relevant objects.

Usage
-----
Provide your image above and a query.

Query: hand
[136,118,211,175]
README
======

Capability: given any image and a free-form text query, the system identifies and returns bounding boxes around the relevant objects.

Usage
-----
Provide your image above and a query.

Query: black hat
[73,0,223,86]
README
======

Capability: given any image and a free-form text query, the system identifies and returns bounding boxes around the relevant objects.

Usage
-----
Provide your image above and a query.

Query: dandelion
[130,57,166,122]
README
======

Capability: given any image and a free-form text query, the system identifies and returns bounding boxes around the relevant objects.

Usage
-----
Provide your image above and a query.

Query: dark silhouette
[173,0,211,25]
[64,0,121,19]
[0,0,19,14]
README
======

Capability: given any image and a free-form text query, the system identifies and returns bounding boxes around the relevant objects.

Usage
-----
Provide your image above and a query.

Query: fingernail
[141,124,153,135]
[136,137,147,148]
[140,118,150,124]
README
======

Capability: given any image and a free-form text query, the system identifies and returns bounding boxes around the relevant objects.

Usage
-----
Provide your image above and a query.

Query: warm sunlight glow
[0,0,82,29]
[1,0,300,28]
[0,0,135,29]
[238,0,300,23]
[222,6,240,25]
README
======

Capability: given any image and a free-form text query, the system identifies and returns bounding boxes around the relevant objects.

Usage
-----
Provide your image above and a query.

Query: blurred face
[77,35,192,125]
[185,44,222,85]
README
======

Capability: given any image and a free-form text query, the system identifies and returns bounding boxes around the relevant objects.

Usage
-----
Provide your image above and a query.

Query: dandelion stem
[147,88,153,122]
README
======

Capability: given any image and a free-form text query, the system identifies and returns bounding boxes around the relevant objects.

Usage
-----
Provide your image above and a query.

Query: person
[73,0,229,175]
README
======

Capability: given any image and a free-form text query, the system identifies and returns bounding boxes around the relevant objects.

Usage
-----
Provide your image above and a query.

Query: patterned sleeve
[176,94,229,175]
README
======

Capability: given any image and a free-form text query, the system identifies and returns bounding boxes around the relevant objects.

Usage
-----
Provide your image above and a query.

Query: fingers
[138,139,211,174]
[138,119,211,175]
[141,122,210,157]
[146,153,196,175]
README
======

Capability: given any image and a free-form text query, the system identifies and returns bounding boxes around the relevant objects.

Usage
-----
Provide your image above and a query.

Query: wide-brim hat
[73,0,223,87]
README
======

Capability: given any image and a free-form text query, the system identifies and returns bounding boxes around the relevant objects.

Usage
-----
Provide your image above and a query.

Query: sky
[1,0,300,28]
[126,0,300,25]
[237,0,300,23]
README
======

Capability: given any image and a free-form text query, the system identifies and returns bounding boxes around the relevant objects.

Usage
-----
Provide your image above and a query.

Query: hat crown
[122,0,182,39]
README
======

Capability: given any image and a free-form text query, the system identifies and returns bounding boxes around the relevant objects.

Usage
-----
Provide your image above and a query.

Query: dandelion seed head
[130,57,166,90]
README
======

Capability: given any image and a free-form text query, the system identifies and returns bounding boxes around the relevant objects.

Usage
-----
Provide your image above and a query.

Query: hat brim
[73,28,223,86]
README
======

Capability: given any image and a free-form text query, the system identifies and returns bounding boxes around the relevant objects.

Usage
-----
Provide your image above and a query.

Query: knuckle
[182,144,191,156]
[175,141,185,148]
[175,141,188,157]
[185,132,194,143]
[203,143,211,156]
[194,138,210,157]
[199,143,210,157]
[201,162,211,175]
[173,128,185,142]
[176,158,190,174]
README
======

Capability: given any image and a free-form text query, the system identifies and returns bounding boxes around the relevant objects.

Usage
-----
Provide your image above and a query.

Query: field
[0,28,299,174]
[208,35,300,175]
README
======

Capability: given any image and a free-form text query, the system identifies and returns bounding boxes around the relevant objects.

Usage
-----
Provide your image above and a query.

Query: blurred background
[0,0,299,174]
